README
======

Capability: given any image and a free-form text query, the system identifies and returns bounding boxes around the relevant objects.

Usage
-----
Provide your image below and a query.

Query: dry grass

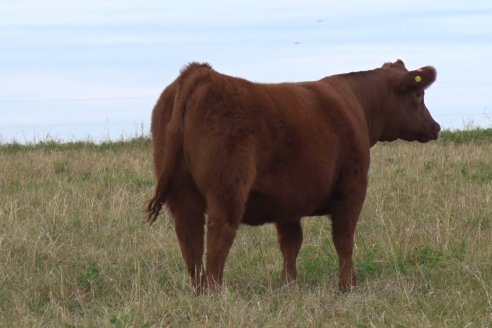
[0,136,491,327]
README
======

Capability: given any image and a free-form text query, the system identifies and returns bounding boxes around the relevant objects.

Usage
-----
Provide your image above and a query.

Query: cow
[147,59,440,292]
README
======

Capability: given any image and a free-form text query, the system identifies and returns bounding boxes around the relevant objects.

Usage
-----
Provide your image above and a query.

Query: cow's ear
[399,66,436,91]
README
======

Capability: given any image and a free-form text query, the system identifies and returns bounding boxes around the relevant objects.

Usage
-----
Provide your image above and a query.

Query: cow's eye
[415,92,424,106]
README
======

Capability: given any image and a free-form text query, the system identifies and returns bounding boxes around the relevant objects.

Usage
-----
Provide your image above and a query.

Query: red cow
[147,60,440,292]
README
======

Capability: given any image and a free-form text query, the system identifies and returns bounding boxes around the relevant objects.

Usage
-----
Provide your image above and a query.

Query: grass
[439,127,492,144]
[0,129,491,327]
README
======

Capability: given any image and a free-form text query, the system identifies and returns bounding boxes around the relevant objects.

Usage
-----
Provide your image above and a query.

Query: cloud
[1,0,491,142]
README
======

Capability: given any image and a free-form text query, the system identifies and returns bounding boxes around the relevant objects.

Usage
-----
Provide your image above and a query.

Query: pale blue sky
[1,0,491,142]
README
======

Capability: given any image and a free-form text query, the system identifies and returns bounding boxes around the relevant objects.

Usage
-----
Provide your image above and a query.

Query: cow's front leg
[332,216,357,290]
[331,182,367,290]
[276,221,303,284]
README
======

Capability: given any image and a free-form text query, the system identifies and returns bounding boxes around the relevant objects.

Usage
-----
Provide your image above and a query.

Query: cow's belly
[241,192,279,226]
[241,186,333,226]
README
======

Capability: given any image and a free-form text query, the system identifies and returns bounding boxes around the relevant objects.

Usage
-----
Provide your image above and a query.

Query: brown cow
[147,59,440,292]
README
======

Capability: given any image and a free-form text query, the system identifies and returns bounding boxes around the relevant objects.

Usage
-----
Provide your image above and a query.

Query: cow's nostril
[434,123,441,133]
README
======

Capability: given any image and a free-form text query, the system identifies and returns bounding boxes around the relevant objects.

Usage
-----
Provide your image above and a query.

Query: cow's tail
[147,63,212,224]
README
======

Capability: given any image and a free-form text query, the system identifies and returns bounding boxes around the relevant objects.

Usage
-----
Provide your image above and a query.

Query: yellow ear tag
[415,75,422,83]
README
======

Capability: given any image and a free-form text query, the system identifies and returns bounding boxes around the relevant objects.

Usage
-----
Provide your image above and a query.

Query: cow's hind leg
[276,221,303,284]
[205,189,248,290]
[167,179,206,293]
[204,152,255,290]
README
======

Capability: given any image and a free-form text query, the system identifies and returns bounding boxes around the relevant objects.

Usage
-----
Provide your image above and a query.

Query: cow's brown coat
[147,60,440,292]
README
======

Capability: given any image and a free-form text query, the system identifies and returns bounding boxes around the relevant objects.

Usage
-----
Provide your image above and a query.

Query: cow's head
[380,60,441,142]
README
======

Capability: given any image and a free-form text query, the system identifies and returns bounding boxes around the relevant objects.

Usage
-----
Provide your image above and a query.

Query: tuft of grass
[110,311,151,328]
[0,136,151,154]
[79,261,101,291]
[438,127,492,144]
[0,135,491,326]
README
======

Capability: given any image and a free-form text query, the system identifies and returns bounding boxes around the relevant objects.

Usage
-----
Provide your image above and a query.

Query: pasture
[0,130,491,327]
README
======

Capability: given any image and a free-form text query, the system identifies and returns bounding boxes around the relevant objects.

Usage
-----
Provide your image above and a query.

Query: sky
[1,0,491,143]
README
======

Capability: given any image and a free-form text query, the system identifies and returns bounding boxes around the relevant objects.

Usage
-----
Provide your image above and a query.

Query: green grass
[438,127,492,144]
[0,131,491,327]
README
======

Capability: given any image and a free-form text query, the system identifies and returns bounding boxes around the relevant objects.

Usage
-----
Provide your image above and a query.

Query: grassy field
[1,130,491,327]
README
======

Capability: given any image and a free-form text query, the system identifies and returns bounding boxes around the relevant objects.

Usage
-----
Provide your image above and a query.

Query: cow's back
[179,71,370,224]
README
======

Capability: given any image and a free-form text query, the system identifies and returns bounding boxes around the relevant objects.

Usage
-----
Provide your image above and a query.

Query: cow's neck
[337,69,389,147]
